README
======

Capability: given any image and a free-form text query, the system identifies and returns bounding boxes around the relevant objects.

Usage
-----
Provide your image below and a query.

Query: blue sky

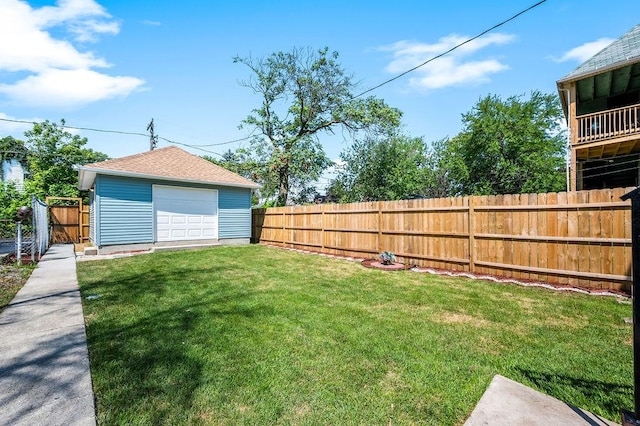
[0,0,638,190]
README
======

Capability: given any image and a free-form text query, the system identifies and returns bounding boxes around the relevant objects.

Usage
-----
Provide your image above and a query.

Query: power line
[0,117,251,156]
[157,136,223,156]
[352,0,548,99]
[174,129,257,147]
[0,117,147,137]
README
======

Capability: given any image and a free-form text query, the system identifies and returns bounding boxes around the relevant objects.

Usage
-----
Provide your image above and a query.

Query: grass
[77,245,633,425]
[0,261,35,313]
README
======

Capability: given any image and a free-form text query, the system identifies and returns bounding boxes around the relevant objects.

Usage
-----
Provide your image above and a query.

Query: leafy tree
[23,120,109,199]
[0,182,30,237]
[234,47,402,206]
[421,137,468,198]
[0,136,29,163]
[331,133,432,202]
[204,149,275,206]
[446,91,566,195]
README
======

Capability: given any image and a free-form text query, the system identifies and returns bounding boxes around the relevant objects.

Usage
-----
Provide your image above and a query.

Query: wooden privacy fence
[252,187,634,293]
[47,197,90,244]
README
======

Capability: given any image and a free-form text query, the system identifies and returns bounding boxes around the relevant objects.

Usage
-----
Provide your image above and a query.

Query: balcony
[576,103,640,144]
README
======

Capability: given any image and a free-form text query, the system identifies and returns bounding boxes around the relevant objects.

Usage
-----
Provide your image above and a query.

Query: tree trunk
[276,164,289,206]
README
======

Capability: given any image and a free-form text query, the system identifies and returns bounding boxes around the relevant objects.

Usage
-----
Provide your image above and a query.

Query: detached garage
[77,146,260,254]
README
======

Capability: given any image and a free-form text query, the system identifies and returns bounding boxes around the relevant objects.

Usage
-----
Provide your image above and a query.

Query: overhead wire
[157,136,223,156]
[352,0,548,99]
[0,117,148,137]
[0,117,253,156]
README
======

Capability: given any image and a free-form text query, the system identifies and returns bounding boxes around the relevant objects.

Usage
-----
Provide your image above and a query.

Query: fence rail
[252,187,635,293]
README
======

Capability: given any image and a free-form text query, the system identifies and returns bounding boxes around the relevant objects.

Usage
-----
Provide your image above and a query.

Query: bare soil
[0,259,34,311]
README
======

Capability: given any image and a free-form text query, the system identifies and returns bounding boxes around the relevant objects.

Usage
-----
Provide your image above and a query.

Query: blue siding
[96,175,153,245]
[94,174,253,245]
[219,187,252,239]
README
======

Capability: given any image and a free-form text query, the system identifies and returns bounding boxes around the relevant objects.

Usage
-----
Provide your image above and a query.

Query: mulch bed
[361,259,415,271]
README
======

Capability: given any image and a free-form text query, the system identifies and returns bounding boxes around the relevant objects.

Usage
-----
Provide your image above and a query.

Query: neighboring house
[557,23,640,190]
[1,158,25,191]
[77,146,260,254]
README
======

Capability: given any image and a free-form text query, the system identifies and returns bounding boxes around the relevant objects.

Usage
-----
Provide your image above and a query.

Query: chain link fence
[4,196,49,262]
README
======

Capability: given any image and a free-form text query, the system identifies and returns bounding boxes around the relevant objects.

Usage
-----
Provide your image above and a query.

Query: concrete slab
[465,375,619,426]
[0,244,96,426]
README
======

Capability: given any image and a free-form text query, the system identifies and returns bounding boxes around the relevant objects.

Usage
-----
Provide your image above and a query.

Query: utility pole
[147,118,158,151]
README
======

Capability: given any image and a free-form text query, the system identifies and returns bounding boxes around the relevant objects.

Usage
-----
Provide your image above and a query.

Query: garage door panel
[202,229,216,238]
[172,229,187,238]
[171,215,187,225]
[153,186,218,242]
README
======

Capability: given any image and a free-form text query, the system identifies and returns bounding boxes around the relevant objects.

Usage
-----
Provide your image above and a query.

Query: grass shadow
[514,366,632,416]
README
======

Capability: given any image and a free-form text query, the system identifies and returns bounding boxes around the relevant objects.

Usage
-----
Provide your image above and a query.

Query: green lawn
[77,245,632,425]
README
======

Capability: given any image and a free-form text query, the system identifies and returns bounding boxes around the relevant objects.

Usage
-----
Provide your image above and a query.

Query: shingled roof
[78,146,260,190]
[558,23,640,83]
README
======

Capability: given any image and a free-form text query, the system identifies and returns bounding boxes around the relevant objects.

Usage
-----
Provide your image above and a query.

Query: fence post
[289,206,294,246]
[321,204,325,250]
[377,201,383,254]
[468,197,475,273]
[16,222,21,263]
[282,211,286,247]
[621,188,640,425]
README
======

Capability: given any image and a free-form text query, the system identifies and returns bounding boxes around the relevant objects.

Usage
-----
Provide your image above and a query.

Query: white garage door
[153,185,218,242]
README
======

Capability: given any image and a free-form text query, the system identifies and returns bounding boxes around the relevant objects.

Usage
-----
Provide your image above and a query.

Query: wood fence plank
[617,187,633,286]
[556,192,569,285]
[566,191,579,287]
[488,195,498,276]
[537,192,548,284]
[577,191,591,288]
[545,192,558,284]
[589,190,605,289]
[502,194,513,278]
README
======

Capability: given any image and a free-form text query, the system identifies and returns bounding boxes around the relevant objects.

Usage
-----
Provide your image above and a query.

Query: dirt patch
[433,312,491,327]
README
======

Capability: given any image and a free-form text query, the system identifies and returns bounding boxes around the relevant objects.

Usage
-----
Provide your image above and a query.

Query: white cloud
[553,38,615,63]
[379,33,515,90]
[0,0,143,108]
[0,69,144,107]
[142,20,161,26]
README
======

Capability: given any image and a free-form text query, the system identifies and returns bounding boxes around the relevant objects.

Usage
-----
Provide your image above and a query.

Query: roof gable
[559,24,640,83]
[78,146,259,190]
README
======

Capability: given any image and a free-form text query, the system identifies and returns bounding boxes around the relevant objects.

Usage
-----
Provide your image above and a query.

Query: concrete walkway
[0,244,96,425]
[465,375,619,425]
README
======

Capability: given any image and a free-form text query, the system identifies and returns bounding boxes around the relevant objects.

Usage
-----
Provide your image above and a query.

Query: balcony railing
[576,103,640,144]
